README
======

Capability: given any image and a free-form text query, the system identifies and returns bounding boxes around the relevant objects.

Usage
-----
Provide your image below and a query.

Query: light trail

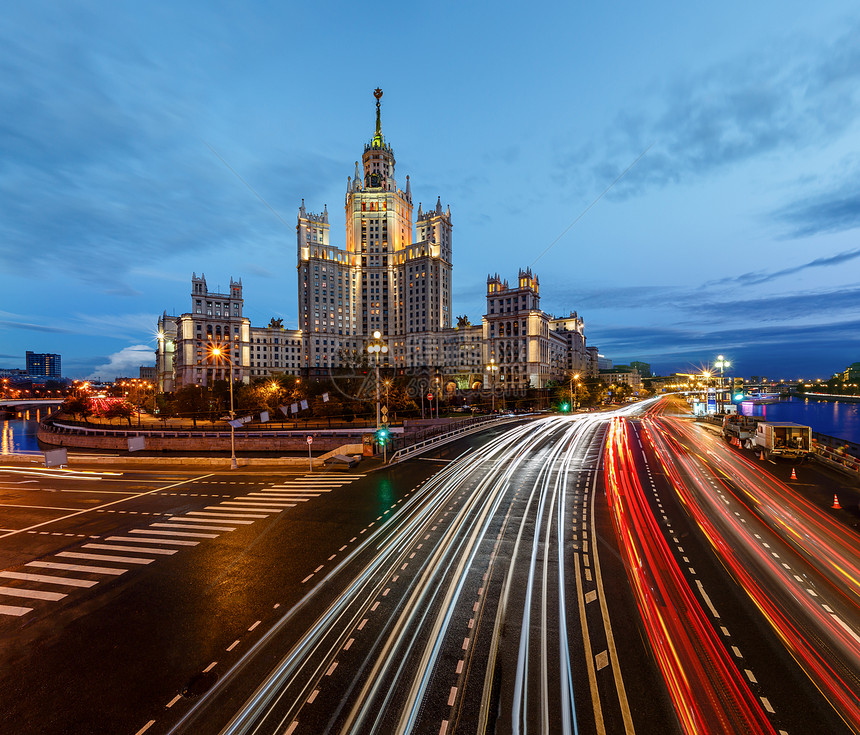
[172,409,640,735]
[604,417,778,735]
[644,410,860,732]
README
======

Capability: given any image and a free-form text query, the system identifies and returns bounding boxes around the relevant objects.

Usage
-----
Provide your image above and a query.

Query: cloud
[87,344,153,380]
[0,8,340,287]
[0,319,75,334]
[592,318,860,378]
[772,161,860,237]
[556,21,860,199]
[686,286,860,322]
[706,248,860,287]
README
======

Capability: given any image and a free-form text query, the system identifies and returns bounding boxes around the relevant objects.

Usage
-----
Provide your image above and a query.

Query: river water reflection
[1,410,50,454]
[739,396,860,444]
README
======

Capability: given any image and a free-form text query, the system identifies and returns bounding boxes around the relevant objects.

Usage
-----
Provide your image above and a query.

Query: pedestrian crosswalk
[0,473,365,618]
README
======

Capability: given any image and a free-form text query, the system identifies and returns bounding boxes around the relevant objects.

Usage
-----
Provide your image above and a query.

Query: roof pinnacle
[372,87,383,147]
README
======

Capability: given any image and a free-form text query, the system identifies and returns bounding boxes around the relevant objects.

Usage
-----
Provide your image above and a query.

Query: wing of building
[156,90,600,393]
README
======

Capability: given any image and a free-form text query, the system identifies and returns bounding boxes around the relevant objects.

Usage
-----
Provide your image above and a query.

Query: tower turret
[362,88,397,192]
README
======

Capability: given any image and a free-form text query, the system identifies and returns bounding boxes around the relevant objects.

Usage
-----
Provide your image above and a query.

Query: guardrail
[44,422,395,440]
[388,413,531,464]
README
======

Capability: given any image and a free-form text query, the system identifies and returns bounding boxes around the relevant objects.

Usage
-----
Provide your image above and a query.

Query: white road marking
[186,512,264,521]
[107,536,198,546]
[168,515,252,525]
[202,506,267,516]
[28,560,126,575]
[57,551,153,565]
[132,528,216,539]
[219,504,288,512]
[154,522,234,532]
[0,586,66,601]
[0,571,96,587]
[0,604,32,616]
[84,543,176,555]
[0,473,216,540]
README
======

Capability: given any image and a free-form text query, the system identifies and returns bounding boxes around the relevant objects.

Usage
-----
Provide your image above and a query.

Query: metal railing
[388,414,530,464]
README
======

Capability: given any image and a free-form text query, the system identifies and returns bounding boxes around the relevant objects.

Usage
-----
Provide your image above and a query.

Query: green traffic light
[561,403,570,412]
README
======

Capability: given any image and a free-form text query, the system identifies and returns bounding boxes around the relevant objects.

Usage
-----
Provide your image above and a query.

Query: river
[1,414,46,454]
[739,396,860,444]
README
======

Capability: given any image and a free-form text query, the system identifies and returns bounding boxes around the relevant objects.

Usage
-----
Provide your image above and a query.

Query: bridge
[0,399,64,413]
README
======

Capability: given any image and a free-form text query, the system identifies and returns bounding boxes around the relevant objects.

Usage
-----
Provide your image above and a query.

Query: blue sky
[2,1,859,380]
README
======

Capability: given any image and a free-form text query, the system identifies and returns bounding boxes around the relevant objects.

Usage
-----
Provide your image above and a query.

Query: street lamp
[209,343,238,470]
[570,372,580,411]
[367,330,388,430]
[486,357,499,413]
[715,355,731,412]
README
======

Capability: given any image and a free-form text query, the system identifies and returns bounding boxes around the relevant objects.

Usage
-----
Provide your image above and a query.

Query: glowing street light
[714,355,731,411]
[367,330,389,430]
[486,357,499,413]
[209,343,237,470]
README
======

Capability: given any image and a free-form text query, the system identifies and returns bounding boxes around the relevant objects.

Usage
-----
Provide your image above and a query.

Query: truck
[721,415,759,447]
[753,421,812,460]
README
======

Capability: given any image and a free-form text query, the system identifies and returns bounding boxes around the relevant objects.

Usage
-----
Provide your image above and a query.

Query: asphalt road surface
[0,400,858,735]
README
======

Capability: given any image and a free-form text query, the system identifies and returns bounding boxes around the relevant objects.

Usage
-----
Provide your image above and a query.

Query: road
[0,400,858,734]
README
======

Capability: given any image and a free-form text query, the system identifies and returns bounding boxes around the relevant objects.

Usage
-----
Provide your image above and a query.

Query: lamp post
[367,330,388,430]
[715,355,731,412]
[570,372,580,411]
[701,370,712,415]
[209,344,238,470]
[486,357,499,413]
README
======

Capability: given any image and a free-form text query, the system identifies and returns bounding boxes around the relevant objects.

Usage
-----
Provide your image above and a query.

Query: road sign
[427,393,433,401]
[306,435,313,444]
[44,448,67,468]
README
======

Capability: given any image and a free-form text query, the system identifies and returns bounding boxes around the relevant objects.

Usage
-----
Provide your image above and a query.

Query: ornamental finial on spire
[372,88,383,147]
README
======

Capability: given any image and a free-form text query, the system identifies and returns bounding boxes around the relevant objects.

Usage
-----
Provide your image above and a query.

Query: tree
[62,396,92,420]
[104,402,134,425]
[174,385,208,427]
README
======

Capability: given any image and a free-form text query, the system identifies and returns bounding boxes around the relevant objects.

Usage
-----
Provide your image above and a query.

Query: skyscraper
[297,88,453,372]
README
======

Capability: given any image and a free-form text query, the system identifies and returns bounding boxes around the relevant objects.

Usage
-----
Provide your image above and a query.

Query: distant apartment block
[26,351,61,378]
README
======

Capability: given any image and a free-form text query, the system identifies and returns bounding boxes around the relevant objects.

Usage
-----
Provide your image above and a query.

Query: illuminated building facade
[298,88,453,373]
[156,273,302,391]
[156,91,600,393]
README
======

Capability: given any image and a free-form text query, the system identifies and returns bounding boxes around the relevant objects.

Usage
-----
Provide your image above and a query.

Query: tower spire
[372,87,384,147]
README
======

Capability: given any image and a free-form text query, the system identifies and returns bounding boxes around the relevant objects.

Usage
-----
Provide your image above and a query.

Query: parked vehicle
[753,422,812,460]
[722,415,759,446]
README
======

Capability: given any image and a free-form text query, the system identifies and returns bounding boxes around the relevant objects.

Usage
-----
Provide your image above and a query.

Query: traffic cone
[832,494,842,510]
[759,451,765,461]
[789,467,797,480]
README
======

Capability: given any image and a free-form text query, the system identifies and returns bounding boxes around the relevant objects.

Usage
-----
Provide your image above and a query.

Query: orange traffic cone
[759,451,765,461]
[832,494,842,509]
[790,467,797,480]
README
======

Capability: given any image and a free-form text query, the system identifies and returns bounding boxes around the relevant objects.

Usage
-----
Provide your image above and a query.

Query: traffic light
[375,426,389,444]
[560,402,570,413]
